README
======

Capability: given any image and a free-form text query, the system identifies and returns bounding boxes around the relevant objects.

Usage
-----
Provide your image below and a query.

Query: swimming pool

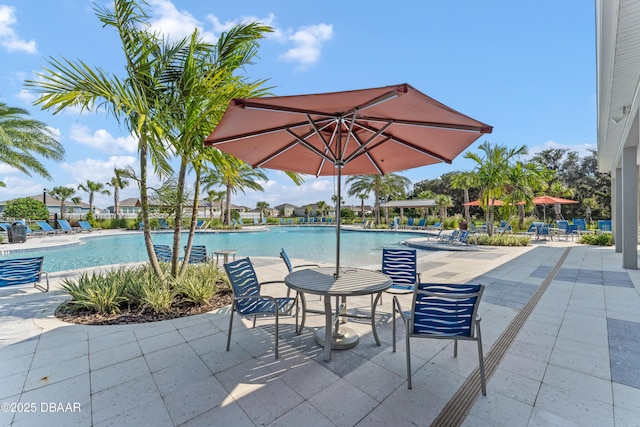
[2,227,427,273]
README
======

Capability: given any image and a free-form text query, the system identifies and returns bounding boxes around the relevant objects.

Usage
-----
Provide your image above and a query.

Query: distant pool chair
[185,245,209,263]
[153,244,173,262]
[393,282,487,393]
[224,257,302,359]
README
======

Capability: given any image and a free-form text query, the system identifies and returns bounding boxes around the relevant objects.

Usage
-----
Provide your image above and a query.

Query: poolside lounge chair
[78,220,101,232]
[35,221,60,236]
[185,245,209,263]
[402,217,415,229]
[158,219,170,230]
[224,257,302,359]
[413,218,427,230]
[57,219,79,234]
[195,219,206,229]
[153,245,173,262]
[393,283,486,393]
[598,219,612,233]
[441,229,461,244]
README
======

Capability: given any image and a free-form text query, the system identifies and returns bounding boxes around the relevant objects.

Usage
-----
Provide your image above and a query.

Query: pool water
[2,227,426,273]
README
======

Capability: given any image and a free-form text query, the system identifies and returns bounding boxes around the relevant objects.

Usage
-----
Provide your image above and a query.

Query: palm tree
[451,171,475,225]
[502,161,546,228]
[106,168,130,219]
[205,189,225,220]
[0,102,65,186]
[357,193,368,219]
[25,1,275,278]
[78,180,110,217]
[379,174,412,224]
[316,201,328,218]
[49,186,81,219]
[464,141,528,235]
[346,175,374,220]
[434,194,453,223]
[256,201,269,222]
[201,155,268,225]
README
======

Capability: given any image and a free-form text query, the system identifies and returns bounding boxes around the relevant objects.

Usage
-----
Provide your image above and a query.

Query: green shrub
[579,233,612,246]
[3,197,49,220]
[141,281,174,314]
[474,234,531,246]
[60,272,127,314]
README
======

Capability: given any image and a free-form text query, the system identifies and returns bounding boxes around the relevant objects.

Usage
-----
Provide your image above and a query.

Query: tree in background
[464,141,528,235]
[3,197,48,220]
[78,180,110,219]
[0,102,65,187]
[49,186,81,219]
[434,194,453,223]
[106,168,130,220]
[451,171,475,224]
[202,155,268,225]
[316,200,328,218]
[256,201,269,222]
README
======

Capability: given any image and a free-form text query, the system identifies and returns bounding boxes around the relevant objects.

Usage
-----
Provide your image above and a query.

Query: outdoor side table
[214,249,237,265]
[285,267,392,361]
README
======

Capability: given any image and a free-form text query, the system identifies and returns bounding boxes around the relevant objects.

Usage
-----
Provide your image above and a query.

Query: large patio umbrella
[463,199,505,207]
[204,83,492,277]
[519,196,578,222]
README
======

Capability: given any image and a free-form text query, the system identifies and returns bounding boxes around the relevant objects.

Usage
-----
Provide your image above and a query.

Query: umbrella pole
[335,165,342,278]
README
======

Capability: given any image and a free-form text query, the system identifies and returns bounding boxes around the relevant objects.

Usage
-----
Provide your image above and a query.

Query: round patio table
[214,249,237,265]
[285,267,392,361]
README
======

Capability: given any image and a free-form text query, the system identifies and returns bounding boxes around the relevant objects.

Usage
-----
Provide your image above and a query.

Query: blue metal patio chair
[392,282,486,393]
[35,221,60,236]
[0,256,49,292]
[376,248,421,307]
[224,257,302,359]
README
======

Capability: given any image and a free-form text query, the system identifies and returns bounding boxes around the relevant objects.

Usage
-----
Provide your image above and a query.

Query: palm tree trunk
[114,187,120,220]
[180,166,201,277]
[225,186,232,225]
[171,157,188,277]
[140,135,164,279]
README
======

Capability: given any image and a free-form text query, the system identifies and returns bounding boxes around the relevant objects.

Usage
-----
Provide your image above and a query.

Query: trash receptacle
[7,222,27,243]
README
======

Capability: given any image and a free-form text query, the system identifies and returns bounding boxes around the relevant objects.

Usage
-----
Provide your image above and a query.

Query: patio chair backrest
[0,256,49,291]
[556,220,569,230]
[598,220,612,232]
[153,245,172,262]
[186,245,208,263]
[279,248,294,273]
[411,283,484,338]
[58,219,74,231]
[36,221,55,232]
[573,218,586,230]
[224,258,261,314]
[407,217,415,227]
[382,248,418,292]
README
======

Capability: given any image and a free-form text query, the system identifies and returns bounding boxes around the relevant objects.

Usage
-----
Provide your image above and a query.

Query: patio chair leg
[226,306,235,351]
[274,311,279,359]
[406,330,412,389]
[476,323,487,395]
[371,292,382,346]
[297,292,307,334]
[392,300,397,353]
[453,339,458,357]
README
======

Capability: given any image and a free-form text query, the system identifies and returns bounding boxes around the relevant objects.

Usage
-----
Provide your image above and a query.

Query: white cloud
[147,0,217,43]
[69,124,138,154]
[0,5,37,54]
[279,23,333,70]
[0,176,47,201]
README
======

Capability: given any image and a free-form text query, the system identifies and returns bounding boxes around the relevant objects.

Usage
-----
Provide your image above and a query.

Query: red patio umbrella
[205,83,492,276]
[518,196,578,222]
[463,199,505,207]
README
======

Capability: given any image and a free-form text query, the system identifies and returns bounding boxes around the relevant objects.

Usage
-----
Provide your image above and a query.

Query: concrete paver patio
[1,235,639,426]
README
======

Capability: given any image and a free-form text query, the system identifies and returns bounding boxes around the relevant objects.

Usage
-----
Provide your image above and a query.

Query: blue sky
[0,0,595,211]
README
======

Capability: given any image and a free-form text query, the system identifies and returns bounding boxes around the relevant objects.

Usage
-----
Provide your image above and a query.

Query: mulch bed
[55,293,233,326]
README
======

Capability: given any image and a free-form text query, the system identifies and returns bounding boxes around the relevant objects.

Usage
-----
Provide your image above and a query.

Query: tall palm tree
[256,201,269,222]
[205,189,225,220]
[106,168,130,219]
[316,201,328,218]
[0,102,65,186]
[25,1,276,279]
[434,194,453,223]
[346,175,374,220]
[357,193,368,218]
[78,180,110,217]
[49,186,81,219]
[502,161,546,228]
[379,174,412,224]
[464,141,528,235]
[451,171,475,224]
[201,155,268,225]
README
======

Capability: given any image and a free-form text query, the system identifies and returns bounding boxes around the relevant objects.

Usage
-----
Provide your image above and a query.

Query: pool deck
[1,232,640,426]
